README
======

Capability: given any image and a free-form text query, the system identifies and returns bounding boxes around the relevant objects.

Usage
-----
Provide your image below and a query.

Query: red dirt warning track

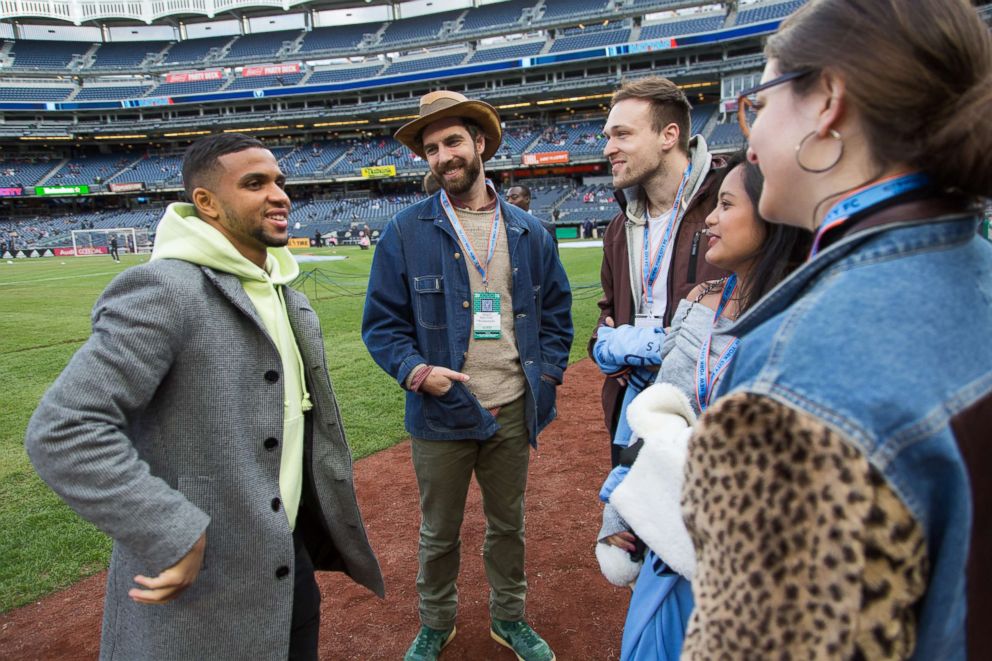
[0,359,628,659]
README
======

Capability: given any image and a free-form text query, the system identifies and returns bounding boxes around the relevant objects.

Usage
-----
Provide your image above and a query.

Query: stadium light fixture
[163,130,212,137]
[223,125,289,133]
[536,92,613,105]
[497,102,532,109]
[20,136,72,141]
[380,114,419,122]
[95,134,148,140]
[313,120,370,128]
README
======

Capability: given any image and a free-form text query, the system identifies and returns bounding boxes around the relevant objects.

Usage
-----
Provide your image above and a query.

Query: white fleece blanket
[609,383,697,580]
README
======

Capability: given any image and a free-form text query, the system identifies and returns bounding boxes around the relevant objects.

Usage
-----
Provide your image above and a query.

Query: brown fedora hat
[394,90,502,162]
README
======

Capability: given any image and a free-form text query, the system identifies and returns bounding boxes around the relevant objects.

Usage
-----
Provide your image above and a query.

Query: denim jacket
[362,193,573,444]
[715,201,992,660]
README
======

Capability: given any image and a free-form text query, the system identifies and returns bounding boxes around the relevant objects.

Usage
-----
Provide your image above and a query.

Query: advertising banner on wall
[288,238,311,248]
[165,69,224,83]
[0,187,23,197]
[522,151,570,166]
[108,182,146,193]
[242,63,300,77]
[54,246,109,256]
[360,165,397,179]
[35,185,90,196]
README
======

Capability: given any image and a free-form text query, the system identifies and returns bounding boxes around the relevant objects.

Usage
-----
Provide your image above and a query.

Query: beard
[433,153,483,196]
[220,203,289,248]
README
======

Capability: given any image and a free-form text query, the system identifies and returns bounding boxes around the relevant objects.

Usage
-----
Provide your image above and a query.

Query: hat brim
[394,99,503,162]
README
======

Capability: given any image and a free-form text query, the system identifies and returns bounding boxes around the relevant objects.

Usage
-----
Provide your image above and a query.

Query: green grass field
[0,242,604,612]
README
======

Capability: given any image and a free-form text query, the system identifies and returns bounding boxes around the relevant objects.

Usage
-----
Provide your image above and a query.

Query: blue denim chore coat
[361,193,573,444]
[714,201,992,660]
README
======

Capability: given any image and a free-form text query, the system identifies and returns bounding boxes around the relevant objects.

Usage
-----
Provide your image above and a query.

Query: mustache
[438,157,468,172]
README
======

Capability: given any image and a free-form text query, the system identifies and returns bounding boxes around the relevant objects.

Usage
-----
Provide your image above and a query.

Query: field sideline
[0,243,604,613]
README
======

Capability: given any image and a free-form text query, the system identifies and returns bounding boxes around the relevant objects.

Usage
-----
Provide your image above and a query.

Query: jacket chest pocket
[414,275,447,330]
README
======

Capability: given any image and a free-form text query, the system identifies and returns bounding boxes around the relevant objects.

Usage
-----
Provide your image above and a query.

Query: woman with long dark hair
[680,0,992,657]
[596,150,811,660]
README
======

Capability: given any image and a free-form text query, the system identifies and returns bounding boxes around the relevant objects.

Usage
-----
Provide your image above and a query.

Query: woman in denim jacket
[678,1,992,658]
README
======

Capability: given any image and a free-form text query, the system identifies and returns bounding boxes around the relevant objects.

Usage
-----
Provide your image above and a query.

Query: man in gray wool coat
[25,133,383,661]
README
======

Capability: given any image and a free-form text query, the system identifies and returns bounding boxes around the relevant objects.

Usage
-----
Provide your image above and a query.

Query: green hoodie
[152,202,312,530]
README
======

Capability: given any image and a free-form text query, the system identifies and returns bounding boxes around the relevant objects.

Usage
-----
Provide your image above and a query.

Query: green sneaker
[490,619,556,661]
[403,625,456,661]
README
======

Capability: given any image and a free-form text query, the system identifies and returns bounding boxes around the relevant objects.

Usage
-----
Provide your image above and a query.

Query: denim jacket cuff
[398,354,428,388]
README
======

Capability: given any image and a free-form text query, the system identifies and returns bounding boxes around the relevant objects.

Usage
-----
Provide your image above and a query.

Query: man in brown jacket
[589,77,727,466]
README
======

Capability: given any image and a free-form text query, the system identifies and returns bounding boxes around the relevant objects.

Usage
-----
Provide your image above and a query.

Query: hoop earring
[795,129,843,173]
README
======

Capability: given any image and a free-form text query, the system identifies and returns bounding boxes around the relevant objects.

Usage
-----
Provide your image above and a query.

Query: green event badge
[473,291,501,339]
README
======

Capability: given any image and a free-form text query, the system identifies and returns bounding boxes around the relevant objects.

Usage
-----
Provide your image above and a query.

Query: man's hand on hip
[421,367,470,397]
[129,532,206,605]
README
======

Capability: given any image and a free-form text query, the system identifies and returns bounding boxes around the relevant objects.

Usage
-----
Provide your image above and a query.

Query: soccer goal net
[69,228,151,256]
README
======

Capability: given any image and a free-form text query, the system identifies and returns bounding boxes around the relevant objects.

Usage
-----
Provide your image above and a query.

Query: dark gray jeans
[410,396,530,630]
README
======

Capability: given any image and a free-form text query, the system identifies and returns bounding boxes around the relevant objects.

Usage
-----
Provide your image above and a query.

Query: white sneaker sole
[490,630,556,661]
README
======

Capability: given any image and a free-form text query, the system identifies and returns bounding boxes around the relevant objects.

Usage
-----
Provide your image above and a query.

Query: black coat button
[276,566,290,579]
[271,497,281,511]
[264,437,278,450]
[264,370,280,382]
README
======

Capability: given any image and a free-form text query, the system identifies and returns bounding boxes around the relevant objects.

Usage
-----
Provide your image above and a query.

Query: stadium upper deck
[0,0,799,106]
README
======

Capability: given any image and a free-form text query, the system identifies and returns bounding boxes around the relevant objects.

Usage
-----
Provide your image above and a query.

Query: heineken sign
[35,185,90,196]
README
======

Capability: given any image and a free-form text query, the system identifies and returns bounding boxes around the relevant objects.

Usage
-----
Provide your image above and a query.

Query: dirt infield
[0,359,628,659]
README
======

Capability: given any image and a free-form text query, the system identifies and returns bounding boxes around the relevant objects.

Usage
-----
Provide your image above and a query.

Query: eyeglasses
[736,69,814,138]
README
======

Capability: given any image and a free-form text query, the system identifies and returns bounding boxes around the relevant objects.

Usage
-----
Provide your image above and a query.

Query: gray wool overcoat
[25,258,384,660]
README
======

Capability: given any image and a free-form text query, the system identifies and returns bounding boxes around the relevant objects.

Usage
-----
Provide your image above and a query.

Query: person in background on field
[590,76,728,468]
[109,234,120,263]
[362,90,572,661]
[595,151,811,660]
[25,133,383,661]
[681,0,992,657]
[507,184,558,252]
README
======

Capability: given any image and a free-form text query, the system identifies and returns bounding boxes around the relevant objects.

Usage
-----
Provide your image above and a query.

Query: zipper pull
[687,230,702,282]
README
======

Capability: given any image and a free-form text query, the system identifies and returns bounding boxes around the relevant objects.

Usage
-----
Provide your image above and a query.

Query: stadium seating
[690,104,717,134]
[0,159,59,187]
[75,85,154,101]
[278,142,352,177]
[707,121,746,149]
[540,0,610,23]
[640,15,725,40]
[469,41,544,64]
[502,123,542,154]
[90,42,168,69]
[111,153,183,186]
[460,0,534,34]
[7,39,89,69]
[0,87,73,101]
[161,36,231,65]
[298,24,379,53]
[383,52,467,75]
[149,79,228,97]
[526,120,605,156]
[378,10,464,46]
[548,27,630,53]
[307,65,386,84]
[329,138,405,175]
[737,0,805,24]
[46,154,134,186]
[556,183,616,224]
[227,72,306,90]
[221,30,301,61]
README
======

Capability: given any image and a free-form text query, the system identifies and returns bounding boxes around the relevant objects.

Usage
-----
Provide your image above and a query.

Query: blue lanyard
[439,179,501,286]
[810,171,930,257]
[642,163,692,309]
[695,275,741,412]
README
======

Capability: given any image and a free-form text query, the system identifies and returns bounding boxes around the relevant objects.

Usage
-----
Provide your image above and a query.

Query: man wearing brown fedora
[362,90,573,661]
